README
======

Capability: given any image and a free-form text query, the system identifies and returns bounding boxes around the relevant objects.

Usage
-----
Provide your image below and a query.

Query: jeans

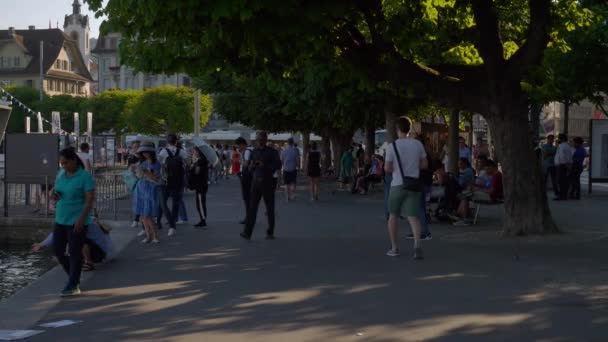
[244,178,276,237]
[53,224,86,289]
[178,196,188,221]
[157,185,182,229]
[419,186,431,235]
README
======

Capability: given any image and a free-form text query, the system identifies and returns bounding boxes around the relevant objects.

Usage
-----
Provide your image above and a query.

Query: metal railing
[1,171,132,220]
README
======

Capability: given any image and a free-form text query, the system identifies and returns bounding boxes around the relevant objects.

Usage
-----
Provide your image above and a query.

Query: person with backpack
[158,134,189,237]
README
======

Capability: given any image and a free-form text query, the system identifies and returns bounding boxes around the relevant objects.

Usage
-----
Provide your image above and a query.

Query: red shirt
[489,171,503,202]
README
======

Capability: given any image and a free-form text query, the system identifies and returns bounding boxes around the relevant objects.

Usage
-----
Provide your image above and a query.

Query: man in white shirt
[77,143,93,173]
[554,133,573,200]
[384,116,428,260]
[157,134,189,236]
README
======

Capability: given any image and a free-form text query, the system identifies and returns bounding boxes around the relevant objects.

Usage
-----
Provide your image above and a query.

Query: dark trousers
[569,165,583,200]
[156,185,182,229]
[195,188,208,222]
[244,178,276,237]
[556,164,570,200]
[543,166,558,195]
[53,224,86,289]
[239,175,252,220]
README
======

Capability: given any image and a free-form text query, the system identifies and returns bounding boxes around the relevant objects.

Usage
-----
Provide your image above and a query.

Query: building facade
[92,32,191,92]
[0,27,93,97]
[542,98,608,139]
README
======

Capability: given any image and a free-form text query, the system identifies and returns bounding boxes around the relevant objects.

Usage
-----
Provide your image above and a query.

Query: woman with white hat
[134,141,162,243]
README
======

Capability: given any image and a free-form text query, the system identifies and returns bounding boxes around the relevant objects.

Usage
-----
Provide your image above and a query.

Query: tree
[123,86,211,135]
[3,86,45,133]
[87,0,604,235]
[85,89,140,134]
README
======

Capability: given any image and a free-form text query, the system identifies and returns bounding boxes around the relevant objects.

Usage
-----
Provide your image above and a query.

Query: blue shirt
[459,147,472,164]
[572,147,586,168]
[458,167,475,188]
[54,167,95,226]
[281,146,300,172]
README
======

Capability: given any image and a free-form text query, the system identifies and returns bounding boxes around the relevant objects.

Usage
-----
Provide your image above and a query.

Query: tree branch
[471,0,505,73]
[507,0,552,78]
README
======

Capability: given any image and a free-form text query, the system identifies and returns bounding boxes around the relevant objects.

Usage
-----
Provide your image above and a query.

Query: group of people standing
[541,134,587,201]
[128,134,211,244]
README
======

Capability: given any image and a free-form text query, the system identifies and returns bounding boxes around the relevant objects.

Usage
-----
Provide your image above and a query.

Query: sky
[0,0,105,39]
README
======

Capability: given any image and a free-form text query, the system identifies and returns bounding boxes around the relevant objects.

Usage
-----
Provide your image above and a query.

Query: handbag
[121,169,139,192]
[392,141,423,192]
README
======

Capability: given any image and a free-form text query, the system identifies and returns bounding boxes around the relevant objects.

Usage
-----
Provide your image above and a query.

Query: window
[6,58,11,68]
[71,31,79,42]
[26,80,33,88]
[55,60,61,69]
[110,38,118,49]
[103,58,111,71]
[0,57,4,68]
[62,60,68,70]
[14,57,20,67]
[98,37,105,49]
[86,33,89,49]
[70,62,75,72]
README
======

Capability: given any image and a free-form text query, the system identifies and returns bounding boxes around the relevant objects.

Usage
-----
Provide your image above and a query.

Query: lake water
[0,245,55,301]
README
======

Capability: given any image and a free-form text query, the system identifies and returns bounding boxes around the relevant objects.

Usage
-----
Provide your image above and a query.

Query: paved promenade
[7,179,608,341]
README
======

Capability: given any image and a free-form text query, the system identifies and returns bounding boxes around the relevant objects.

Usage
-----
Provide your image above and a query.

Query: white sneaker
[137,230,146,237]
[151,239,160,244]
[141,238,150,244]
[168,228,176,237]
[176,220,186,225]
[386,249,400,257]
[131,221,138,228]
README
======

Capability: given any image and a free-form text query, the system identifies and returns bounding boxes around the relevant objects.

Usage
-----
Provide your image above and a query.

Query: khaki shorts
[388,186,420,217]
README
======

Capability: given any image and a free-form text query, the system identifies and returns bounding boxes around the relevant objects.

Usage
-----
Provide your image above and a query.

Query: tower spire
[72,0,81,15]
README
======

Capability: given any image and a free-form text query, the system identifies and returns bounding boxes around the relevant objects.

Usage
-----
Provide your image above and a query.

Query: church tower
[63,0,91,71]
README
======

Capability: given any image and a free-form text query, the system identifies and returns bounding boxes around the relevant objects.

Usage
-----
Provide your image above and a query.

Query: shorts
[283,171,298,185]
[86,239,106,263]
[388,186,421,217]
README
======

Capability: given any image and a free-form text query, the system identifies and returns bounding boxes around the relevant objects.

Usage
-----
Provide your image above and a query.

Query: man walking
[281,137,300,202]
[240,132,282,240]
[235,137,253,224]
[158,134,188,236]
[541,135,558,196]
[384,116,428,260]
[554,133,573,201]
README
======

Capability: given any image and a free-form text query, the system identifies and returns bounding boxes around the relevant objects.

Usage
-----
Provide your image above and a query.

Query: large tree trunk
[301,131,310,170]
[385,111,398,144]
[330,130,353,178]
[529,103,542,142]
[320,131,332,174]
[487,98,558,236]
[364,126,375,160]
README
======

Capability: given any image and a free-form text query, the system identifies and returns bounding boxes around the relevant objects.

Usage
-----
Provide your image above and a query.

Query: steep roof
[0,28,92,81]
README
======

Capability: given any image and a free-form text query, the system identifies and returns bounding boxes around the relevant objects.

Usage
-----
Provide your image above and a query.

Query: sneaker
[447,213,461,221]
[141,238,150,244]
[453,220,471,226]
[422,233,433,241]
[137,230,146,237]
[168,228,176,237]
[406,233,414,240]
[151,239,160,244]
[61,286,81,297]
[194,221,207,229]
[176,220,187,225]
[131,221,139,228]
[413,247,424,260]
[240,232,251,241]
[386,249,400,257]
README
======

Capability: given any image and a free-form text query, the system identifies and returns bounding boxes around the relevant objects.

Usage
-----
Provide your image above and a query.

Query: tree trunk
[365,126,375,160]
[563,101,570,136]
[385,111,397,144]
[487,100,558,236]
[301,131,310,170]
[330,130,353,178]
[448,109,460,174]
[321,131,331,174]
[529,103,542,143]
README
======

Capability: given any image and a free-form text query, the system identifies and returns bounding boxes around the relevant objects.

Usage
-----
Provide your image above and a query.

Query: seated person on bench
[453,159,503,225]
[356,155,384,194]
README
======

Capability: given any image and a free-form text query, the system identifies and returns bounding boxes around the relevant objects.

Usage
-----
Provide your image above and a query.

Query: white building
[92,32,191,92]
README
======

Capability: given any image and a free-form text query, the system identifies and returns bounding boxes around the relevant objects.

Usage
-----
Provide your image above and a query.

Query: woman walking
[134,142,162,244]
[52,148,95,296]
[307,142,322,201]
[231,146,241,176]
[189,147,210,228]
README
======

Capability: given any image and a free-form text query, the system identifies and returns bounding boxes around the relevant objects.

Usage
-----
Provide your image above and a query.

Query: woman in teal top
[52,148,96,296]
[339,147,354,188]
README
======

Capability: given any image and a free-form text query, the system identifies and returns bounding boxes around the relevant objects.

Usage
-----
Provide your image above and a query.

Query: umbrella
[193,136,220,167]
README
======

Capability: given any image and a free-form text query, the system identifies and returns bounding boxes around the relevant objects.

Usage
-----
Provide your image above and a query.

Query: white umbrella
[193,136,220,167]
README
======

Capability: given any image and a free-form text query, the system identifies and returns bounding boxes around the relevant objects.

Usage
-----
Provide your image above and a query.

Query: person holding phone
[52,148,96,296]
[134,141,162,243]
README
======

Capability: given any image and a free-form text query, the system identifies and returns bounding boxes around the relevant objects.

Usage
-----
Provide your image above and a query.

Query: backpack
[163,148,185,188]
